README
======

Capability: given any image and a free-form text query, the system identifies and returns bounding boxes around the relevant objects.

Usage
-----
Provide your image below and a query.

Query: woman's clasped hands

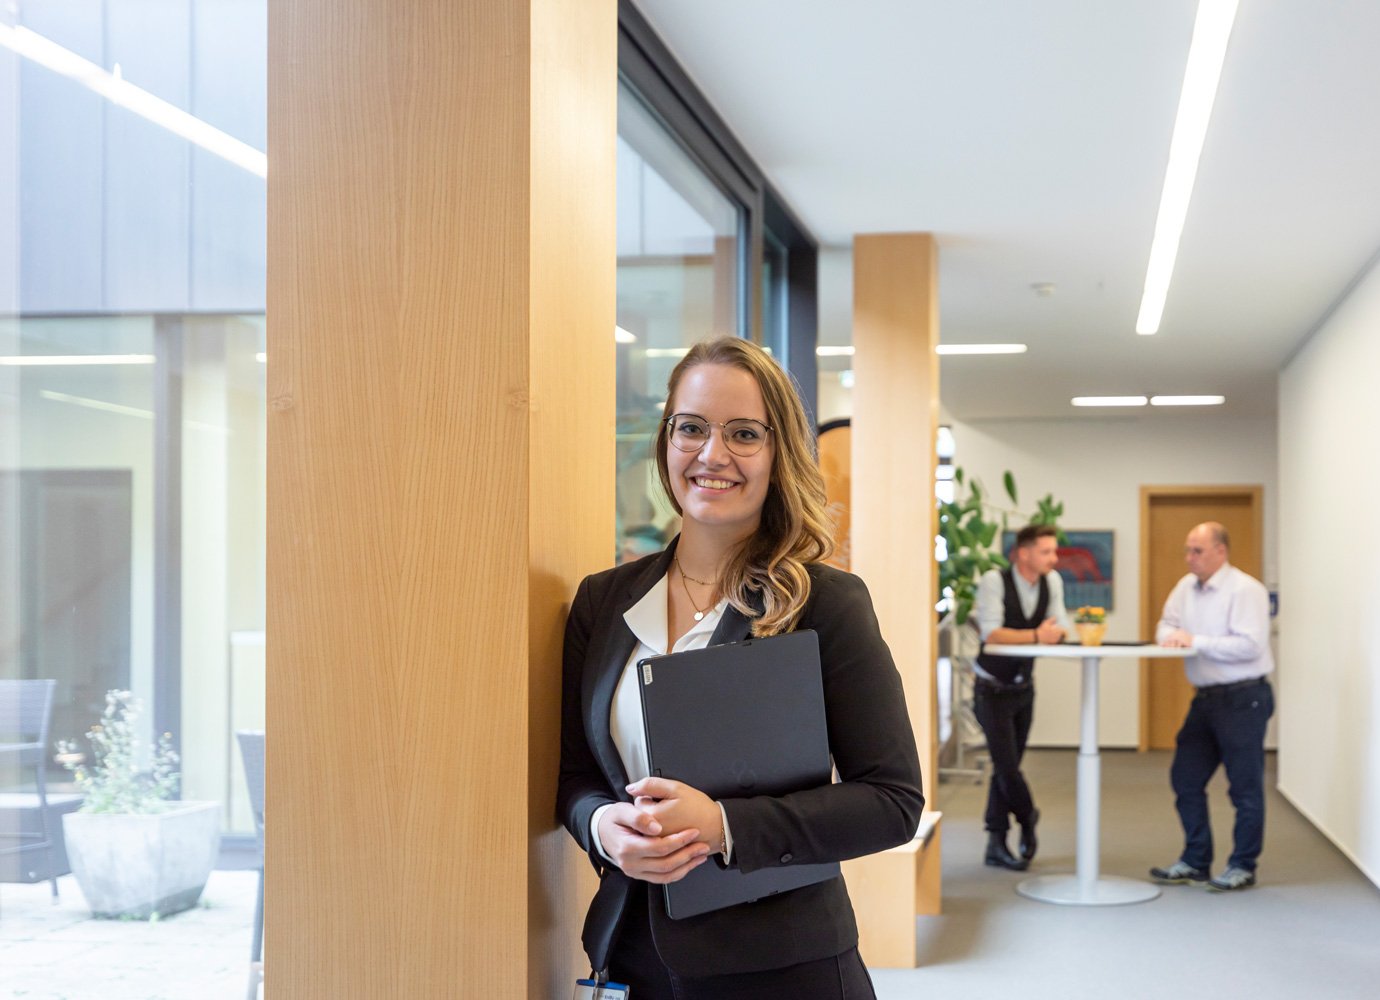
[597,776,723,884]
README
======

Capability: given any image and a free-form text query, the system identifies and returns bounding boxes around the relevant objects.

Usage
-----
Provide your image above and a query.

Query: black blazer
[556,543,924,977]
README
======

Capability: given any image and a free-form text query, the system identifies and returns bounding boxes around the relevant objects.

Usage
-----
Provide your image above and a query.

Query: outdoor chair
[236,730,266,1000]
[0,679,60,900]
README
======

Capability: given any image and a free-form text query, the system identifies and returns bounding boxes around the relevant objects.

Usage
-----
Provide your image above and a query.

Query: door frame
[1138,484,1263,751]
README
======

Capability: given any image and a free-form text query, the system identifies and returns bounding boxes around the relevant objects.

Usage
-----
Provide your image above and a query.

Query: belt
[975,677,1032,695]
[1194,677,1268,695]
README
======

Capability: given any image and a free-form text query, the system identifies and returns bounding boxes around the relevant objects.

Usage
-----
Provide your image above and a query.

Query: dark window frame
[618,1,818,417]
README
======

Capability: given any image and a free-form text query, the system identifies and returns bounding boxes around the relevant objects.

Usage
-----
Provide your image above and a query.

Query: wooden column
[844,230,943,965]
[267,1,614,996]
[844,233,941,963]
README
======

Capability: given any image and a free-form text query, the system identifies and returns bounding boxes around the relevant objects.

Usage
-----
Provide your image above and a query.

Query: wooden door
[1139,486,1263,750]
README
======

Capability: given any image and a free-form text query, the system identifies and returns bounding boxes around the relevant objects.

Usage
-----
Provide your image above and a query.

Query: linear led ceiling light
[615,326,637,344]
[0,354,156,365]
[0,24,268,179]
[1135,0,1239,335]
[936,344,1028,355]
[815,345,855,357]
[1071,395,1149,407]
[1150,394,1225,405]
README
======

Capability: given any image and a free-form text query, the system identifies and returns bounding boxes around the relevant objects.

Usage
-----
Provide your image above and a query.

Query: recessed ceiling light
[1135,0,1239,335]
[936,344,1028,356]
[1150,394,1225,406]
[0,354,156,366]
[816,345,855,357]
[615,326,637,344]
[1072,396,1149,407]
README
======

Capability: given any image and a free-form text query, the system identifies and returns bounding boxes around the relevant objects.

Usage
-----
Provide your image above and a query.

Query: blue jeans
[1171,679,1274,872]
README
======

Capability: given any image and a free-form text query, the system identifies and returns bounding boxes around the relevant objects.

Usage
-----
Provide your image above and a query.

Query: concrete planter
[63,801,221,919]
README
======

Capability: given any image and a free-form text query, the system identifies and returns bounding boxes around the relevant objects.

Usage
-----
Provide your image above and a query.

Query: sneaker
[1208,866,1257,891]
[1148,860,1209,885]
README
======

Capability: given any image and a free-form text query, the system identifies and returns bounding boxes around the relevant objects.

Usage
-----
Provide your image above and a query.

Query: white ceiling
[633,0,1380,420]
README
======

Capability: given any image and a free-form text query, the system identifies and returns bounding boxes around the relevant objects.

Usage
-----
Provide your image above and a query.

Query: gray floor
[4,751,1375,997]
[873,748,1380,999]
[0,869,258,999]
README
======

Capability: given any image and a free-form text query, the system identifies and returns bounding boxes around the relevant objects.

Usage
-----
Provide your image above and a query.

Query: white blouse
[590,571,734,863]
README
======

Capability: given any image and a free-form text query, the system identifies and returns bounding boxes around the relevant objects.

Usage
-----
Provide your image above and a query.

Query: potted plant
[1074,606,1108,646]
[56,691,221,919]
[936,468,1065,626]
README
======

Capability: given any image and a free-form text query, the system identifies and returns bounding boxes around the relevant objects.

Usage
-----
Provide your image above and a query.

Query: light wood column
[267,1,614,996]
[851,233,940,804]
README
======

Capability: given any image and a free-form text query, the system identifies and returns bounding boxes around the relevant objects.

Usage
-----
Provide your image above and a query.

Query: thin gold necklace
[674,556,716,622]
[675,556,716,587]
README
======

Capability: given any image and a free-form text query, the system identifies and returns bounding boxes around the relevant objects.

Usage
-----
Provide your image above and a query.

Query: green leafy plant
[56,690,181,814]
[937,468,1066,626]
[1074,605,1107,624]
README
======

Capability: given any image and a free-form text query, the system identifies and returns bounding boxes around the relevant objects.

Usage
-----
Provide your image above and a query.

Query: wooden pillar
[844,231,943,960]
[267,1,614,996]
[845,233,941,962]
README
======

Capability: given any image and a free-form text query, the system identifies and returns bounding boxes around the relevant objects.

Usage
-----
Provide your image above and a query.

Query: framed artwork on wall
[1003,529,1115,611]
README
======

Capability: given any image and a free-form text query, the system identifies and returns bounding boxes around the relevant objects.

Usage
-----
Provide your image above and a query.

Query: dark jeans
[608,884,876,1000]
[1171,679,1274,872]
[973,682,1036,834]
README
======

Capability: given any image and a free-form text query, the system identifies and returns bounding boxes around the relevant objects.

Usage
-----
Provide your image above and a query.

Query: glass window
[615,81,743,561]
[762,229,788,360]
[2,2,265,992]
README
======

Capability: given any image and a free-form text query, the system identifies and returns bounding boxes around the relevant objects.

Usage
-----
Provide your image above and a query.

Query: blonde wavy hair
[655,337,835,636]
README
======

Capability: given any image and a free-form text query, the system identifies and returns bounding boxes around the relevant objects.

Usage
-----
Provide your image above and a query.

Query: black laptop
[636,629,840,919]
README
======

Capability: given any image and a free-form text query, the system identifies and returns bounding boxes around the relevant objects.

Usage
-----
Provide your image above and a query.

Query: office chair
[0,679,60,900]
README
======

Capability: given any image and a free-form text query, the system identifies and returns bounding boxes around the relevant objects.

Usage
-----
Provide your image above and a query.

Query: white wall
[1278,256,1380,888]
[951,414,1278,747]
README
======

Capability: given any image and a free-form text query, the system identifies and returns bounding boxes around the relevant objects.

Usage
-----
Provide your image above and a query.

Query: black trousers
[1171,679,1274,872]
[607,883,876,1000]
[973,682,1036,834]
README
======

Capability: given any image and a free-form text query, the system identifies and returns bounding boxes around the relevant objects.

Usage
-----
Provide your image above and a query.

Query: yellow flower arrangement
[1074,606,1106,624]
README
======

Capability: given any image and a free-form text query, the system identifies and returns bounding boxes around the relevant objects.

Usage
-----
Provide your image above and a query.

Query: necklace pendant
[693,611,705,622]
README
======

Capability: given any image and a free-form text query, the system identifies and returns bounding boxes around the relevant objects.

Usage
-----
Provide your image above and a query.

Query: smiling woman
[654,339,833,637]
[558,336,923,999]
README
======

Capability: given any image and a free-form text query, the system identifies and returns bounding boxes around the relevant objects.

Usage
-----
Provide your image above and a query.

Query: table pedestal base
[1016,874,1161,906]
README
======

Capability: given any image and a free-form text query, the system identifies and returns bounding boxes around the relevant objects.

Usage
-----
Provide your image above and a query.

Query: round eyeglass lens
[668,415,769,456]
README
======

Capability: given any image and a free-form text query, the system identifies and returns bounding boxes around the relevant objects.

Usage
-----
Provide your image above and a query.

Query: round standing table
[982,642,1185,906]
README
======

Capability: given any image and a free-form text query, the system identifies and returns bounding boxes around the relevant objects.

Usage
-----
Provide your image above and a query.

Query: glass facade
[615,81,744,561]
[2,2,266,988]
[2,0,267,804]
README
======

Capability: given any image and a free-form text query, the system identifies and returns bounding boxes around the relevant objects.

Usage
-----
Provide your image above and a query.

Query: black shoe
[985,832,1029,871]
[1019,808,1039,861]
[1148,861,1209,885]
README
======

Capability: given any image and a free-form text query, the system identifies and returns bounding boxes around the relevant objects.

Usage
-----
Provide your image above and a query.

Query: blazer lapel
[583,545,677,794]
[709,601,754,645]
[709,582,764,645]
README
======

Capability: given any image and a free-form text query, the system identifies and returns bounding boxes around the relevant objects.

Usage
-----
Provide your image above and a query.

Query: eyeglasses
[665,413,773,457]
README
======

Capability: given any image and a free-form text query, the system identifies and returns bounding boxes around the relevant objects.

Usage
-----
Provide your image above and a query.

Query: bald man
[1150,522,1274,892]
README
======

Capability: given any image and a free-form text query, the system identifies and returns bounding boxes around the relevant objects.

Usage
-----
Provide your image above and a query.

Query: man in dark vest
[973,524,1070,870]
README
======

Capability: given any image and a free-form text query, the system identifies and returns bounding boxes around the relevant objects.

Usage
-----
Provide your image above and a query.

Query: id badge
[573,978,630,999]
